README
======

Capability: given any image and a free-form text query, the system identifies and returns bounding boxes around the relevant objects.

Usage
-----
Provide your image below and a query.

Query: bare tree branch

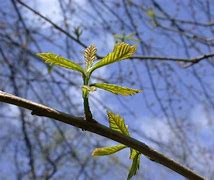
[17,0,88,49]
[0,90,205,180]
[132,53,214,63]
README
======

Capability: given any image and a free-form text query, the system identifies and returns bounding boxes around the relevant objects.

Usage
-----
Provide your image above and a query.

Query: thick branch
[0,90,204,180]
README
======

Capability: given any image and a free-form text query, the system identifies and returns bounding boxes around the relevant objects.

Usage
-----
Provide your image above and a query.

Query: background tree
[0,0,213,179]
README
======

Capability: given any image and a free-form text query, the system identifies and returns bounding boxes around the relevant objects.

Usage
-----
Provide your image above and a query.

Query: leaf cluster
[92,112,141,180]
[37,42,142,179]
[37,42,141,97]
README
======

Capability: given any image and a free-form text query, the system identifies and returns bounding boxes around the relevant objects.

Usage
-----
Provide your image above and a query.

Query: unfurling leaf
[92,111,142,179]
[107,111,130,136]
[92,144,126,156]
[91,83,141,96]
[84,45,97,69]
[127,153,141,180]
[36,53,84,74]
[89,42,136,74]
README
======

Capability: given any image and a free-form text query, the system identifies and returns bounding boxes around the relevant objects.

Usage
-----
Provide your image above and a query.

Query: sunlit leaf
[130,149,138,160]
[127,153,141,180]
[91,83,141,96]
[89,42,136,74]
[107,111,130,136]
[36,53,84,74]
[92,144,127,156]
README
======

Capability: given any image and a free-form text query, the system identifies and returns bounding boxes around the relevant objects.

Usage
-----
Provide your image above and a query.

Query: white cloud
[190,104,208,128]
[140,116,173,143]
[23,0,88,28]
[133,103,214,147]
[189,104,214,145]
[0,104,20,127]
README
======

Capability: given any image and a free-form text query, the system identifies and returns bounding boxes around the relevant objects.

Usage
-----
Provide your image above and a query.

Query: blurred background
[0,0,214,179]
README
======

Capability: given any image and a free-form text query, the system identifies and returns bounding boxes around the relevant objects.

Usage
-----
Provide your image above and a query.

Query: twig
[0,90,205,180]
[132,53,214,63]
[17,0,87,49]
[11,2,214,65]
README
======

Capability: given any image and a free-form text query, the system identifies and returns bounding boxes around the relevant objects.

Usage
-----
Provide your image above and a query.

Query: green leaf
[89,42,136,74]
[127,153,141,180]
[36,53,84,74]
[107,111,130,136]
[91,83,141,96]
[92,144,127,156]
[130,149,138,160]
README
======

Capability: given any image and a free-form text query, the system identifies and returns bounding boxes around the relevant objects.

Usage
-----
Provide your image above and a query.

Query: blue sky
[0,0,214,179]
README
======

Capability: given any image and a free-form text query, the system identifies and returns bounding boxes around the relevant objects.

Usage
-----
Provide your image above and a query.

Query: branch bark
[0,90,204,180]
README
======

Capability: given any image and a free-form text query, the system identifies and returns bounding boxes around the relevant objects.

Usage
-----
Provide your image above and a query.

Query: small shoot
[37,42,140,122]
[92,111,141,180]
[37,42,142,179]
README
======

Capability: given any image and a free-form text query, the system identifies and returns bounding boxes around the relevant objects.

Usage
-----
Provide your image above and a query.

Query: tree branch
[132,53,214,63]
[0,90,204,180]
[15,1,214,65]
[17,0,88,49]
[17,0,214,67]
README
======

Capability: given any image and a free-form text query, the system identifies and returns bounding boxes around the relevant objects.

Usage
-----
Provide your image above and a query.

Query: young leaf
[107,111,130,136]
[89,42,136,74]
[84,44,97,70]
[130,149,138,160]
[92,144,126,156]
[127,153,141,180]
[91,83,141,96]
[36,53,84,74]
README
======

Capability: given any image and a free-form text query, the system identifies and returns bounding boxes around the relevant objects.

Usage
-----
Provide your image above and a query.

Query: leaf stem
[82,74,93,122]
[83,96,93,121]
